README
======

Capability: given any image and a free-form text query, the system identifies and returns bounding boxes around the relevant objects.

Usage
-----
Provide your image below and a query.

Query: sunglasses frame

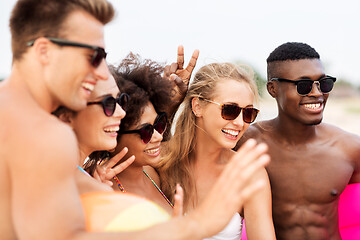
[27,37,107,67]
[270,75,336,95]
[200,98,259,123]
[87,93,129,117]
[120,112,168,144]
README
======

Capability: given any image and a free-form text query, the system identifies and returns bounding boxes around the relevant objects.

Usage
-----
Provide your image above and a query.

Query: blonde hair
[159,62,258,210]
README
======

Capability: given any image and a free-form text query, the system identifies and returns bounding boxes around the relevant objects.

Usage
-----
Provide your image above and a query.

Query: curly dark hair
[111,53,173,132]
[267,42,320,63]
[85,53,173,175]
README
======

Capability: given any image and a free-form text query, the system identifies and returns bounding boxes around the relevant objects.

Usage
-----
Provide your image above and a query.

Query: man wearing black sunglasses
[235,42,360,240]
[0,1,270,240]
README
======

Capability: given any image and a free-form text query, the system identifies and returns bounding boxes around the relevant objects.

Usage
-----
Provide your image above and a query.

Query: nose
[308,81,322,96]
[232,111,245,128]
[113,102,126,120]
[93,59,110,81]
[149,128,163,143]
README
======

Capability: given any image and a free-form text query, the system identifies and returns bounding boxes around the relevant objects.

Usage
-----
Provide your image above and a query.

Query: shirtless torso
[239,120,360,240]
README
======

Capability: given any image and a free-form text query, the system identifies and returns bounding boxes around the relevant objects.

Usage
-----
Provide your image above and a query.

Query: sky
[1,0,360,86]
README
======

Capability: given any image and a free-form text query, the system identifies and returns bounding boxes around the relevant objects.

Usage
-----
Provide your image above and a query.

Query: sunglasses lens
[118,93,129,111]
[243,108,259,123]
[103,97,116,116]
[154,113,167,134]
[221,104,241,120]
[297,80,313,95]
[139,125,153,144]
[91,49,107,67]
[320,78,334,93]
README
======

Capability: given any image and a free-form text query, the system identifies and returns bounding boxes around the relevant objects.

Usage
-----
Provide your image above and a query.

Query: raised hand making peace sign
[163,45,199,118]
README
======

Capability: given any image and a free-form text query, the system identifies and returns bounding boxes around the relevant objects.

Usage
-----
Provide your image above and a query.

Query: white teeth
[104,126,119,133]
[145,147,160,154]
[304,103,321,110]
[222,129,239,137]
[82,82,95,92]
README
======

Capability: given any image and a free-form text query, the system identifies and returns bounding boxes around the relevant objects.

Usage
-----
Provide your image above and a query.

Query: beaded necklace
[113,170,173,207]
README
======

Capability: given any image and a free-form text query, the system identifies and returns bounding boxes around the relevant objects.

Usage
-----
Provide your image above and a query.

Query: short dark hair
[111,53,173,132]
[267,42,320,80]
[10,0,114,61]
[267,42,320,63]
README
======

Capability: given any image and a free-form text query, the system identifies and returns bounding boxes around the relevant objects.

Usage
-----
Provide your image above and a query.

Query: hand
[190,139,270,238]
[93,147,135,186]
[172,184,184,217]
[163,45,199,116]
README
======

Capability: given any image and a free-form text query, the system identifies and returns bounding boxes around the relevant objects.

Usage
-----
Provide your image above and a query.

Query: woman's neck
[194,126,225,165]
[116,164,146,187]
[78,146,92,166]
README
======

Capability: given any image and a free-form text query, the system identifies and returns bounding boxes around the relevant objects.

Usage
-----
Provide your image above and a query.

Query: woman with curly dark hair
[94,53,178,215]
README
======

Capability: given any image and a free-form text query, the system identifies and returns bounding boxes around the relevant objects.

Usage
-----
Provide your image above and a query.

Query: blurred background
[1,0,359,135]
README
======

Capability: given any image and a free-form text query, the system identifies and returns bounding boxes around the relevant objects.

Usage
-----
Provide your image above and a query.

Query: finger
[226,142,269,183]
[112,155,135,175]
[106,147,129,168]
[170,74,188,95]
[172,184,184,217]
[184,49,199,77]
[104,180,114,187]
[170,62,178,74]
[163,65,171,80]
[177,45,184,70]
[238,179,266,204]
[236,141,268,169]
[93,170,101,182]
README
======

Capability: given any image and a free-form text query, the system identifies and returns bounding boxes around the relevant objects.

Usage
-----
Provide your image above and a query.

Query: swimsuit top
[81,191,171,232]
[203,213,243,240]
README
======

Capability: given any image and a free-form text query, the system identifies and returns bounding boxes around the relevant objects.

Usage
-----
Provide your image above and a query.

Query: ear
[191,97,202,117]
[32,37,52,65]
[57,111,75,126]
[267,81,277,98]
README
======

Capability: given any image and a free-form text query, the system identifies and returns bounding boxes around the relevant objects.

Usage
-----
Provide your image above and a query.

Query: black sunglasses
[271,75,336,95]
[87,93,129,117]
[201,98,259,123]
[120,112,168,144]
[27,37,107,68]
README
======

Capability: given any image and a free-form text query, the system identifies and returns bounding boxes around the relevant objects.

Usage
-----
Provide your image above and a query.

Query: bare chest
[267,144,354,204]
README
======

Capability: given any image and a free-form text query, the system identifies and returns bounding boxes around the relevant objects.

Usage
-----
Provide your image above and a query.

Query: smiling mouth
[82,82,95,92]
[104,126,120,134]
[144,147,160,155]
[221,129,239,138]
[303,103,322,111]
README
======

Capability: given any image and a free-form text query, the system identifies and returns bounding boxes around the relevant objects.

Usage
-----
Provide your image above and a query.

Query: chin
[305,117,323,126]
[221,141,237,150]
[102,142,117,152]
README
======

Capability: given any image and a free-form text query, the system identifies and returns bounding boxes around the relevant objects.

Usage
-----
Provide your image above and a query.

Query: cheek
[118,137,145,160]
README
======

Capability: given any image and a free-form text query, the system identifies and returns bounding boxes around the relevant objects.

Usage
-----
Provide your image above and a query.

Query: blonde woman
[160,63,276,240]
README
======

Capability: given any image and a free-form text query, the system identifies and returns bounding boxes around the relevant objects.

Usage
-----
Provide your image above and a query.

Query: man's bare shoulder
[320,122,360,151]
[321,123,360,157]
[235,120,275,150]
[0,100,79,174]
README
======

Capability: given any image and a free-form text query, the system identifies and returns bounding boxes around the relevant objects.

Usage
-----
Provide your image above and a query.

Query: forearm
[73,215,203,240]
